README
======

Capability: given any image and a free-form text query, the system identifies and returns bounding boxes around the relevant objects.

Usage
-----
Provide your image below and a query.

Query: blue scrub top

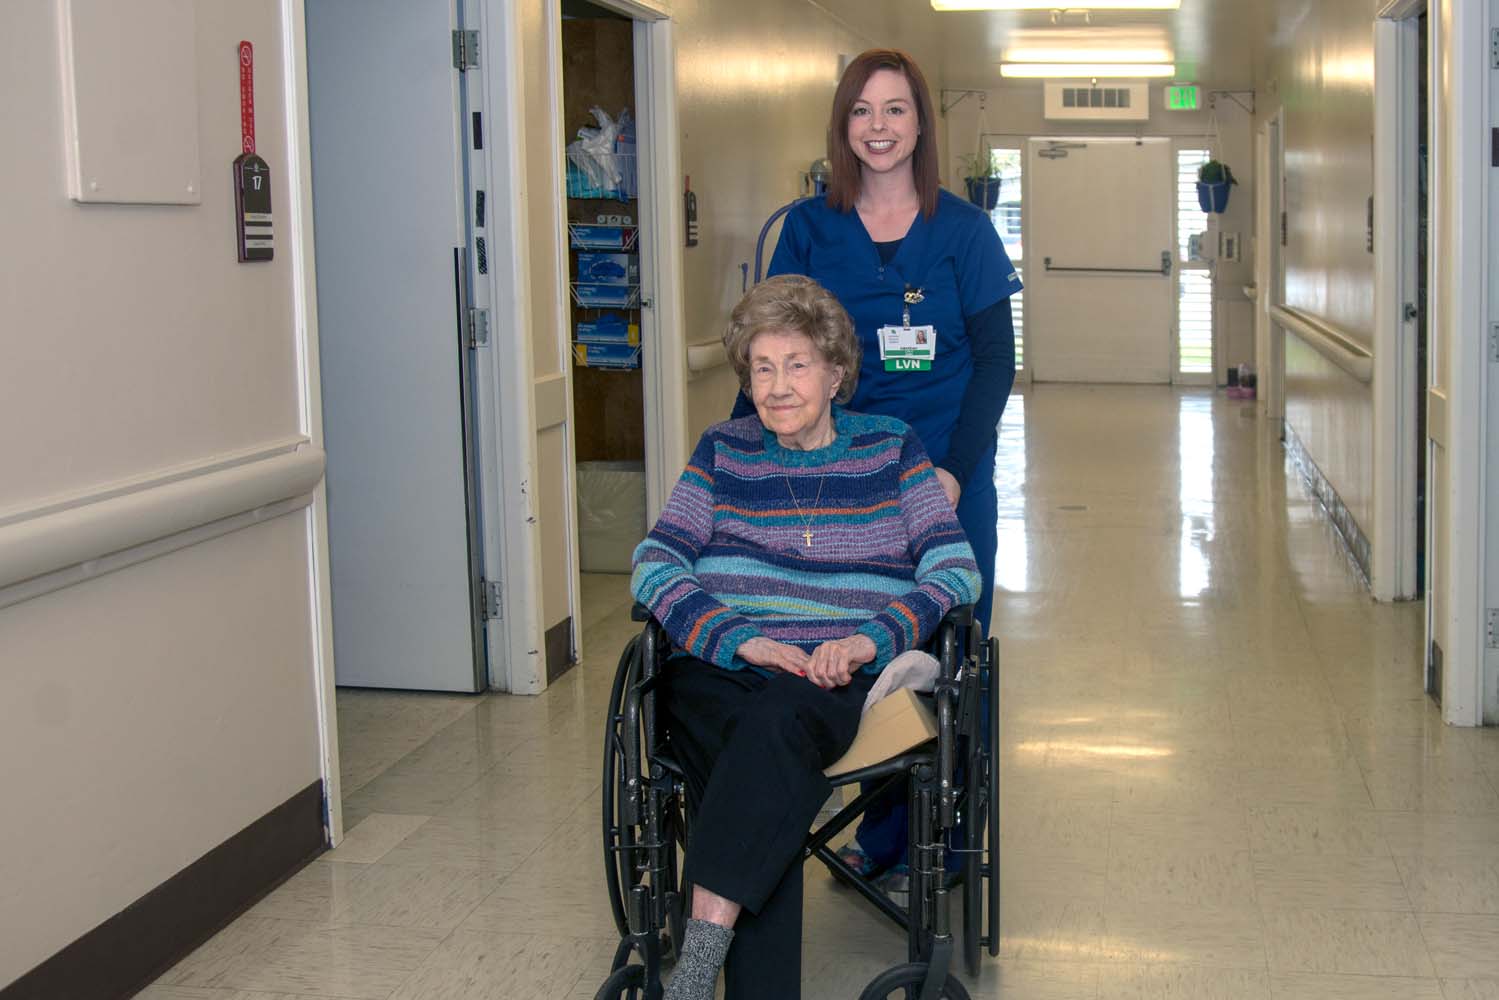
[767,189,1022,468]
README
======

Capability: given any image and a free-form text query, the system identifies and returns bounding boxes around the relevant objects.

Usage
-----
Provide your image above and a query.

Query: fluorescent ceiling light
[999,62,1176,77]
[934,0,1180,10]
[1003,47,1174,62]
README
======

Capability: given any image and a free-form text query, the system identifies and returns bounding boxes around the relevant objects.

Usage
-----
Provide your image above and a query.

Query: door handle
[1043,251,1172,276]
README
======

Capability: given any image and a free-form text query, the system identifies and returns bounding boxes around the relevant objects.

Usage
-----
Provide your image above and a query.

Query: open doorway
[560,3,651,649]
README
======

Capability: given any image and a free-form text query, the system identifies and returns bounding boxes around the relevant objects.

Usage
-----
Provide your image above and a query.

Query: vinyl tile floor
[145,386,1499,999]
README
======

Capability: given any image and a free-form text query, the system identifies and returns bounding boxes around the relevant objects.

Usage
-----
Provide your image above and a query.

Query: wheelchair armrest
[631,602,653,623]
[941,604,974,628]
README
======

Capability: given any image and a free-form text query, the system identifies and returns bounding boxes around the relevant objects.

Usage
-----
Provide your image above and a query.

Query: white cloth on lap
[861,649,940,716]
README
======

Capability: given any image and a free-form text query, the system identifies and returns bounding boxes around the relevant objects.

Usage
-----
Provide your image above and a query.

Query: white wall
[0,0,324,982]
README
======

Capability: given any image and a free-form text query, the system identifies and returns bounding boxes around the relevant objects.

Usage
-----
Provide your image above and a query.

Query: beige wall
[672,0,946,439]
[0,1,322,982]
[1257,0,1376,538]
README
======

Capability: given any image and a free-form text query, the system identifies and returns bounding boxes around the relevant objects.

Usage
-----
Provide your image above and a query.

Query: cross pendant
[802,528,813,547]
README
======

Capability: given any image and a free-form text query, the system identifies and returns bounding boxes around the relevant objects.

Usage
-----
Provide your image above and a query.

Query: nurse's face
[748,329,843,450]
[846,69,919,177]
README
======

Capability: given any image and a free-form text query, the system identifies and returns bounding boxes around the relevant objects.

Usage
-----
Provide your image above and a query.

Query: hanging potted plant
[1196,159,1237,213]
[960,145,1002,211]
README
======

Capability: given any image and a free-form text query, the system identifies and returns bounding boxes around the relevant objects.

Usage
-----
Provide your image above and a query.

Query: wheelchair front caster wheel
[858,961,971,1000]
[594,963,658,1000]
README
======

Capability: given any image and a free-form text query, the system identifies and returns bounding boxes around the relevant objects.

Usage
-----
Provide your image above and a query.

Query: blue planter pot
[966,177,1001,211]
[1197,180,1231,213]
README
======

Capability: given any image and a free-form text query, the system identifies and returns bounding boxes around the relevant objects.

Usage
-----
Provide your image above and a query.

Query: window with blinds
[1176,148,1214,375]
[989,149,1024,370]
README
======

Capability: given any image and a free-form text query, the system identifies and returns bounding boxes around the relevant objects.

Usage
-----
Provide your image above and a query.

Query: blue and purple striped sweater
[631,408,980,673]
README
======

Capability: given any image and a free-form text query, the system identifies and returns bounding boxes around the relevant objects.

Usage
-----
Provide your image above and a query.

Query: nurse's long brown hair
[825,49,940,219]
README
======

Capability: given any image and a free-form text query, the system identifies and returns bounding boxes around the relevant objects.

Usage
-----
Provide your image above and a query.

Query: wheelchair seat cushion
[825,687,937,778]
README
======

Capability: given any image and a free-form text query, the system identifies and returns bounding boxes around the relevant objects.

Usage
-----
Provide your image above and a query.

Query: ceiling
[814,0,1270,95]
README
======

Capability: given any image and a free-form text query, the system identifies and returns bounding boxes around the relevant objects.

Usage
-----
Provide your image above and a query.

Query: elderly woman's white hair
[721,275,860,405]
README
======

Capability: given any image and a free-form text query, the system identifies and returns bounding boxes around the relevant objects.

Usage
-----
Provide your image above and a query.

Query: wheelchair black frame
[601,605,1000,998]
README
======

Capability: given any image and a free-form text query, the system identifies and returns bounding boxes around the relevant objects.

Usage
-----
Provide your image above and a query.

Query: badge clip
[902,287,924,328]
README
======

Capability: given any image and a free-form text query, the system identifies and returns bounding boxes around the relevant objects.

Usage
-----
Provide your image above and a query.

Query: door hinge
[1489,324,1499,363]
[481,579,502,620]
[468,307,489,348]
[1491,29,1499,69]
[453,29,480,71]
[1487,609,1499,648]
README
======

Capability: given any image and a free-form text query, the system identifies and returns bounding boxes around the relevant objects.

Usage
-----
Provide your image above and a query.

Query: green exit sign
[1165,85,1201,111]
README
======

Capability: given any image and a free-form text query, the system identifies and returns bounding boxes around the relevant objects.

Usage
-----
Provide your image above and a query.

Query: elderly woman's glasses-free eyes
[750,359,830,382]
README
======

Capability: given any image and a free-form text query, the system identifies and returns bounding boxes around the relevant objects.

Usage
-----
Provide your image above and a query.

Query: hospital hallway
[137,385,1499,1000]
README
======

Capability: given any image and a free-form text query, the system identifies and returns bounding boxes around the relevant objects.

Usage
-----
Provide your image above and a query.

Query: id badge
[878,325,937,372]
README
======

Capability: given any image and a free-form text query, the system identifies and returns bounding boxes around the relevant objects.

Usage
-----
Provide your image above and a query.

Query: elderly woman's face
[748,329,843,448]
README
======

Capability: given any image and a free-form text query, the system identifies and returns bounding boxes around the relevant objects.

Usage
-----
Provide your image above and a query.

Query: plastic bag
[566,107,629,195]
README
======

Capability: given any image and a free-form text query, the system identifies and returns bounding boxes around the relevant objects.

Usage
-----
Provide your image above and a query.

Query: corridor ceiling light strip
[1000,62,1176,77]
[1004,47,1175,62]
[933,0,1181,10]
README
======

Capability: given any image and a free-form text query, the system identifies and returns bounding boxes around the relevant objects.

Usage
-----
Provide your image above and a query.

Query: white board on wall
[58,0,202,205]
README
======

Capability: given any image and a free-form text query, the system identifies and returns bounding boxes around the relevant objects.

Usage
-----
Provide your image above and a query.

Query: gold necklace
[785,473,827,547]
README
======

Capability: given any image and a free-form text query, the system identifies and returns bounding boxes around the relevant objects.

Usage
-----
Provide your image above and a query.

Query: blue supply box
[572,283,641,308]
[573,341,641,370]
[568,224,638,250]
[575,314,640,346]
[576,252,638,285]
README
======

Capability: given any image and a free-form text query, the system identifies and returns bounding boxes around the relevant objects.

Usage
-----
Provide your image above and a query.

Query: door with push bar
[1024,137,1175,383]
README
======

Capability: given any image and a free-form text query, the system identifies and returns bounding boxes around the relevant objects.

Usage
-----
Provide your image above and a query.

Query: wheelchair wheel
[593,963,655,1000]
[858,962,971,1000]
[603,636,642,938]
[961,634,1002,976]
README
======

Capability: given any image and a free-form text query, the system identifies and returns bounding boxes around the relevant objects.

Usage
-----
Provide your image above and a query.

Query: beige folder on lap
[824,688,937,778]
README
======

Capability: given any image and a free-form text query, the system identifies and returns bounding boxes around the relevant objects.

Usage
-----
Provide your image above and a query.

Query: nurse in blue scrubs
[732,48,1021,880]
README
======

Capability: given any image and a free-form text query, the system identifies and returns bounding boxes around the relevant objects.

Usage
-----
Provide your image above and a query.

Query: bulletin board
[58,0,202,205]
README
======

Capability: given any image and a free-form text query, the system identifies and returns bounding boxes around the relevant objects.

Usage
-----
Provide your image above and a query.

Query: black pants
[663,656,874,1000]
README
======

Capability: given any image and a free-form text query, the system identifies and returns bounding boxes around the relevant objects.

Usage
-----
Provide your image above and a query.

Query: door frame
[532,0,685,667]
[1423,0,1492,724]
[1254,113,1286,426]
[1372,3,1424,602]
[282,0,343,843]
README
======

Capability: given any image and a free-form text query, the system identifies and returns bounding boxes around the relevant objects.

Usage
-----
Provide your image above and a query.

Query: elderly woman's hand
[737,636,812,675]
[806,634,877,688]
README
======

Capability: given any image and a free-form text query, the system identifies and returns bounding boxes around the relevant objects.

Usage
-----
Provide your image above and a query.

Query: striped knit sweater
[631,408,980,673]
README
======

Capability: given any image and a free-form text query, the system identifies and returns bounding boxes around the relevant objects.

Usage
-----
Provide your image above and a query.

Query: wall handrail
[1270,304,1374,384]
[0,439,326,596]
[687,339,729,374]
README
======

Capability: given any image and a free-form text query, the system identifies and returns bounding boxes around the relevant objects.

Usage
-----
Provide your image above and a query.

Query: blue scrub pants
[854,446,997,869]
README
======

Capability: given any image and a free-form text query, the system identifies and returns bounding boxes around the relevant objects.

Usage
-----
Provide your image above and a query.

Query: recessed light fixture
[1003,46,1174,62]
[933,0,1181,10]
[999,62,1176,77]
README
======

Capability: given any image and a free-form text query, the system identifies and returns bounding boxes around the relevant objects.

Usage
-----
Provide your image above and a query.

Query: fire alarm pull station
[233,41,273,262]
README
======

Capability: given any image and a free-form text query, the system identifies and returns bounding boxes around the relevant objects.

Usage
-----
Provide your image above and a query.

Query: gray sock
[663,918,733,1000]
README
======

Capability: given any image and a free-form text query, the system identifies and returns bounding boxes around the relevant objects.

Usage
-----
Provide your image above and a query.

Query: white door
[1024,137,1176,383]
[307,0,487,692]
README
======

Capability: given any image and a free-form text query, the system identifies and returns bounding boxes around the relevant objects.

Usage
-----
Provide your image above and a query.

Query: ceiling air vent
[1043,82,1150,121]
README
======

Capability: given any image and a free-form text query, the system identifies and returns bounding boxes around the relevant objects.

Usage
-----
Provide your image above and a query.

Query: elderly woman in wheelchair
[599,275,998,1000]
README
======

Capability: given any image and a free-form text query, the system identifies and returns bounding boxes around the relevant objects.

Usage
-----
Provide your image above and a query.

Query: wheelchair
[596,603,1000,999]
